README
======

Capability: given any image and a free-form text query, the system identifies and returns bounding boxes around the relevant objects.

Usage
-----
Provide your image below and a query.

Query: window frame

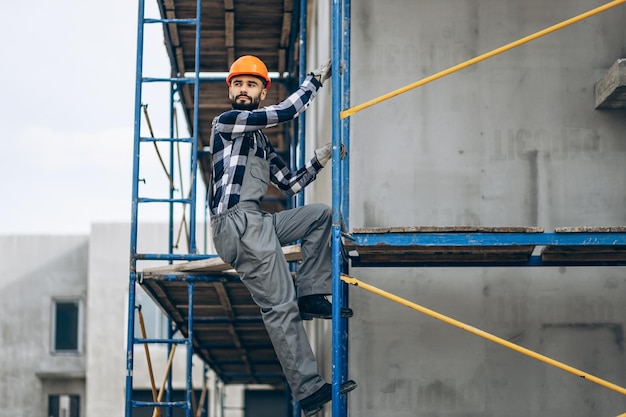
[50,298,84,355]
[48,394,81,417]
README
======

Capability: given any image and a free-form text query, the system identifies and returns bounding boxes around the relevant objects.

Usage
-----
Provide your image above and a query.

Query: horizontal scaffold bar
[190,317,263,324]
[140,136,194,143]
[199,343,273,349]
[349,232,626,246]
[143,77,196,84]
[137,197,192,204]
[221,373,285,379]
[132,400,188,408]
[134,338,189,345]
[136,253,219,262]
[144,17,197,25]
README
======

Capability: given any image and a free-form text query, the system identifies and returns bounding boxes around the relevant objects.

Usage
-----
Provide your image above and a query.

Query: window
[51,299,82,353]
[49,394,80,417]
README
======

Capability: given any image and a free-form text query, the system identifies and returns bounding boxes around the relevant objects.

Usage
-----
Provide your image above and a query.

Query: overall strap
[207,116,218,215]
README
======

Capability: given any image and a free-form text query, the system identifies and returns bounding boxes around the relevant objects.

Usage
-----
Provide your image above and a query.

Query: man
[208,55,356,415]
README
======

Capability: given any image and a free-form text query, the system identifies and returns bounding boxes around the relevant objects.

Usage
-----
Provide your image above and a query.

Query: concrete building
[3,0,626,416]
[0,226,240,417]
[0,235,88,417]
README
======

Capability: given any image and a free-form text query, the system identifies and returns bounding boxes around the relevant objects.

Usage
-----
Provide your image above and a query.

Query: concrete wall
[344,1,626,416]
[0,235,88,417]
[0,226,215,417]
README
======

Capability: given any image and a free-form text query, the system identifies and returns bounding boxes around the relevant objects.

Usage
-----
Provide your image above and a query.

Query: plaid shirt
[210,75,324,215]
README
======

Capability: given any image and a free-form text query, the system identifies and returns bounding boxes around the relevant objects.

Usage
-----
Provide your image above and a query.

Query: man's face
[229,75,267,110]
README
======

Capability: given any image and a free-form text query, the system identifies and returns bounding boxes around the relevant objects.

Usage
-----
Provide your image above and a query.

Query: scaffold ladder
[126,0,204,415]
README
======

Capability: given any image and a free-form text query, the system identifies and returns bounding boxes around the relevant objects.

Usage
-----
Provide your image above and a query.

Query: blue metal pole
[167,81,177,417]
[129,0,145,274]
[340,2,352,417]
[296,0,308,209]
[125,276,138,417]
[126,0,146,414]
[292,2,308,416]
[331,0,344,416]
[341,0,351,228]
[166,319,174,417]
[186,281,195,417]
[169,85,176,256]
[188,0,203,254]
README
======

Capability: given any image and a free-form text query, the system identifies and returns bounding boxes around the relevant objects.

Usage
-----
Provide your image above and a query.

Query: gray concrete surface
[342,0,626,416]
[0,226,209,417]
[0,235,88,417]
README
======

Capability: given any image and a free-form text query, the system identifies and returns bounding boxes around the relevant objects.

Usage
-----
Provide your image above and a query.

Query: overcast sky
[0,0,179,234]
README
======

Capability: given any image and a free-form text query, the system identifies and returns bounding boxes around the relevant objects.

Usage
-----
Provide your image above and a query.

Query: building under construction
[5,0,625,417]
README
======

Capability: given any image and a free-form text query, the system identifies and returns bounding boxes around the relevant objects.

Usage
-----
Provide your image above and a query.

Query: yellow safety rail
[340,0,626,119]
[341,274,626,397]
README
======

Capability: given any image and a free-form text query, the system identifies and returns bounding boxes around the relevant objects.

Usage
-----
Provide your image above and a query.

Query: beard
[231,94,261,111]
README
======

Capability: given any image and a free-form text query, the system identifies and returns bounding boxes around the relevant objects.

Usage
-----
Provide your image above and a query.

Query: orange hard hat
[226,55,271,89]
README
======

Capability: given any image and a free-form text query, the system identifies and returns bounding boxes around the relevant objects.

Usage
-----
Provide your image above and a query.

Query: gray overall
[210,142,332,400]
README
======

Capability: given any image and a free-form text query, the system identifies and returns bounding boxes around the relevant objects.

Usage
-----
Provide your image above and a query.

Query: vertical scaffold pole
[125,276,138,417]
[126,0,146,414]
[292,2,308,415]
[340,0,351,414]
[296,0,308,209]
[188,0,203,254]
[331,0,348,416]
[186,281,195,417]
[341,0,351,227]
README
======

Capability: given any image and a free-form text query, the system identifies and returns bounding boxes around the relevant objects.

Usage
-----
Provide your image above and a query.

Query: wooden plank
[349,245,535,264]
[352,226,545,234]
[280,8,292,47]
[278,49,286,76]
[224,10,235,48]
[542,245,626,262]
[142,244,302,274]
[554,226,626,233]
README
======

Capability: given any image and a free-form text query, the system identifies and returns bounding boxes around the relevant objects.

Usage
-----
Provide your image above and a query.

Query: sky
[0,0,176,234]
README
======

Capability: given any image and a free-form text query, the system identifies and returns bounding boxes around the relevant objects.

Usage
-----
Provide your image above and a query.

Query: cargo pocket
[211,219,240,266]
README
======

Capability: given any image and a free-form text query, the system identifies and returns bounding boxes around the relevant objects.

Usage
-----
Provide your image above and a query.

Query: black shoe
[298,295,354,320]
[300,380,357,416]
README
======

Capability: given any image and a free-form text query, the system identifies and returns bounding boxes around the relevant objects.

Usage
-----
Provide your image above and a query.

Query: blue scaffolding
[126,0,626,416]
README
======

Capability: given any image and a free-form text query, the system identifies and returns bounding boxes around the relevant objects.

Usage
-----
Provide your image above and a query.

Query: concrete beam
[595,58,626,109]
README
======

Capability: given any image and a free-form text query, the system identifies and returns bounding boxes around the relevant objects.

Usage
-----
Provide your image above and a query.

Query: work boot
[300,380,357,416]
[298,295,353,320]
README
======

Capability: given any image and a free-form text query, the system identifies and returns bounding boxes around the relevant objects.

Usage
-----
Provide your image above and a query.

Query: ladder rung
[134,338,189,345]
[132,400,188,408]
[144,17,197,25]
[143,76,196,84]
[191,317,263,324]
[140,136,194,143]
[222,372,284,379]
[138,197,192,204]
[135,253,215,262]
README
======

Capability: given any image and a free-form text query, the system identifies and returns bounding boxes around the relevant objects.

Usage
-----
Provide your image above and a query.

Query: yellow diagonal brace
[341,274,626,396]
[340,0,626,119]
